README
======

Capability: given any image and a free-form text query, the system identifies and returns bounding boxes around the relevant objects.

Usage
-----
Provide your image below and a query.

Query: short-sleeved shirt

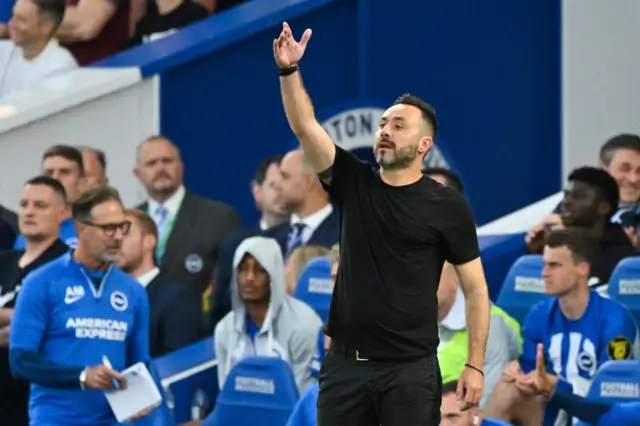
[520,291,640,426]
[323,146,480,359]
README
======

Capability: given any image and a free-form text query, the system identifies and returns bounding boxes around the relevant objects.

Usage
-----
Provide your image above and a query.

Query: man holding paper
[9,186,152,426]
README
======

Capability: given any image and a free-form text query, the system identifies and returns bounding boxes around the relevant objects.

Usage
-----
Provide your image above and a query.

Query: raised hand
[517,343,557,398]
[273,22,312,69]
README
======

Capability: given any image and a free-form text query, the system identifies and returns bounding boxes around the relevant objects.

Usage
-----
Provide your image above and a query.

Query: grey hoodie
[214,236,322,393]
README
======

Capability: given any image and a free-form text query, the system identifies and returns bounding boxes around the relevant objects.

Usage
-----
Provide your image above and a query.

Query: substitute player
[9,186,151,426]
[273,22,490,426]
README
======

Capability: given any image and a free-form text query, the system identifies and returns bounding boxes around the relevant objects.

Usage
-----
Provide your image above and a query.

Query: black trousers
[317,344,442,426]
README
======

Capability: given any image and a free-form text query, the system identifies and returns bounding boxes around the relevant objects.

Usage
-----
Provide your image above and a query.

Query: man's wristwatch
[79,368,88,390]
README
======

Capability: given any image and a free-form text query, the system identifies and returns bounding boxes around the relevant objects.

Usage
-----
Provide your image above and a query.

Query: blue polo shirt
[10,252,149,426]
[14,218,78,249]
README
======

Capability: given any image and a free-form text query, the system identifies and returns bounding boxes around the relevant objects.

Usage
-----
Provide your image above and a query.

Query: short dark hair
[568,166,620,219]
[545,229,597,265]
[423,167,464,193]
[392,93,438,139]
[43,145,84,176]
[35,0,66,28]
[442,380,458,396]
[72,186,121,222]
[599,133,640,166]
[125,209,158,239]
[25,175,67,201]
[254,155,283,185]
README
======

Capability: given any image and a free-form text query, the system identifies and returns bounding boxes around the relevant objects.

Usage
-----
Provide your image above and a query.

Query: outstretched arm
[274,23,336,178]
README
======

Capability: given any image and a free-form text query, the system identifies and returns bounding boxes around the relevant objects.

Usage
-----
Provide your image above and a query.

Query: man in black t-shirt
[0,176,69,426]
[273,23,491,426]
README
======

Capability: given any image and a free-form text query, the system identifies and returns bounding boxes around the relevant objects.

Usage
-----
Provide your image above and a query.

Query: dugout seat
[496,255,547,324]
[575,360,640,426]
[203,356,299,426]
[152,337,218,423]
[293,256,333,322]
[607,257,640,325]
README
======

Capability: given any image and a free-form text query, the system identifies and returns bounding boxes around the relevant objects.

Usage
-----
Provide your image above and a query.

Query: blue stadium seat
[575,360,640,426]
[496,255,547,324]
[203,356,300,426]
[311,326,325,379]
[607,257,640,325]
[152,337,219,423]
[293,257,332,322]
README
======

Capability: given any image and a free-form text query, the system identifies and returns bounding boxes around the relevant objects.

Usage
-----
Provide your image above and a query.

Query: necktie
[154,205,169,262]
[286,223,307,257]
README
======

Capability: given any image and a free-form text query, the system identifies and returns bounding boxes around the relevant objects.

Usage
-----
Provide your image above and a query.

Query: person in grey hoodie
[214,235,322,393]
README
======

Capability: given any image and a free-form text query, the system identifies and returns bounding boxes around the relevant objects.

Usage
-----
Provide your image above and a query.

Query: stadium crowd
[0,131,638,426]
[0,0,247,98]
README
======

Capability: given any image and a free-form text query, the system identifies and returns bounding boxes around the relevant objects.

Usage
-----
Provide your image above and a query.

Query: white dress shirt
[137,267,160,288]
[147,185,186,219]
[290,203,333,244]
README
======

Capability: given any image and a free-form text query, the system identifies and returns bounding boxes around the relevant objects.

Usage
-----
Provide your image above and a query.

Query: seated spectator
[438,262,521,407]
[56,0,130,65]
[0,0,76,98]
[117,209,201,358]
[485,229,640,426]
[0,176,68,426]
[79,147,108,189]
[14,145,85,249]
[130,0,208,45]
[524,343,640,425]
[441,380,495,426]
[525,167,636,285]
[531,134,640,248]
[284,245,331,295]
[211,148,338,328]
[423,166,464,193]
[214,236,322,393]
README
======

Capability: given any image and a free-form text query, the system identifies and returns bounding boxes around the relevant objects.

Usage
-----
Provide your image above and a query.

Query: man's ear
[251,181,262,203]
[418,135,433,157]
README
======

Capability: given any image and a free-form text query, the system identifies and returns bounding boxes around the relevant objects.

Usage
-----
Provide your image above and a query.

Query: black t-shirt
[0,239,69,424]
[132,1,209,46]
[324,146,480,359]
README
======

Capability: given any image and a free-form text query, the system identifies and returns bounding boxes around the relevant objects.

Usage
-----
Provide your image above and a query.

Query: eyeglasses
[79,220,131,237]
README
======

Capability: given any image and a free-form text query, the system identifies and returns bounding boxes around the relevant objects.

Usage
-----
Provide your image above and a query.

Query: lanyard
[78,263,114,299]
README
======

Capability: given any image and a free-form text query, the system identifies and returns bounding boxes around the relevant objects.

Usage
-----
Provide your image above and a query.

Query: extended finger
[299,29,312,48]
[455,378,464,401]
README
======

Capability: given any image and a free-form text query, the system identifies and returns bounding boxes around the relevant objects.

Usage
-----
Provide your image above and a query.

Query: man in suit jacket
[134,136,242,296]
[0,216,16,251]
[118,209,202,358]
[210,148,339,328]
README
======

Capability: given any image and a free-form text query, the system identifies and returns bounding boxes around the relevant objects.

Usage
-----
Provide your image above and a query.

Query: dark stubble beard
[376,144,419,171]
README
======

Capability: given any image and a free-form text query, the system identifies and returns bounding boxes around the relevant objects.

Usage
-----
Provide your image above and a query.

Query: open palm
[273,22,312,68]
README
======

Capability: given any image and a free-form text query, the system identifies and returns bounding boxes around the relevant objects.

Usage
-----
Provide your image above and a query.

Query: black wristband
[465,363,484,376]
[278,64,299,77]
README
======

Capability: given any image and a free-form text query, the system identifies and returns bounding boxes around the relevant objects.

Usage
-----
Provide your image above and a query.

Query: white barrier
[477,191,563,236]
[0,68,159,210]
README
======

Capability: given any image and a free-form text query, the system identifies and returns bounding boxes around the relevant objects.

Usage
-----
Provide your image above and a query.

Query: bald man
[134,135,241,300]
[209,148,339,329]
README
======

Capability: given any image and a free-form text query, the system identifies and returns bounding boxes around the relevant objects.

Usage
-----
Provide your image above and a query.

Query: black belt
[329,342,374,361]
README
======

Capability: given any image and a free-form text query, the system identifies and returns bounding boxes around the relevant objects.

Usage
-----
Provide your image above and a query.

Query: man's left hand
[456,364,484,411]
